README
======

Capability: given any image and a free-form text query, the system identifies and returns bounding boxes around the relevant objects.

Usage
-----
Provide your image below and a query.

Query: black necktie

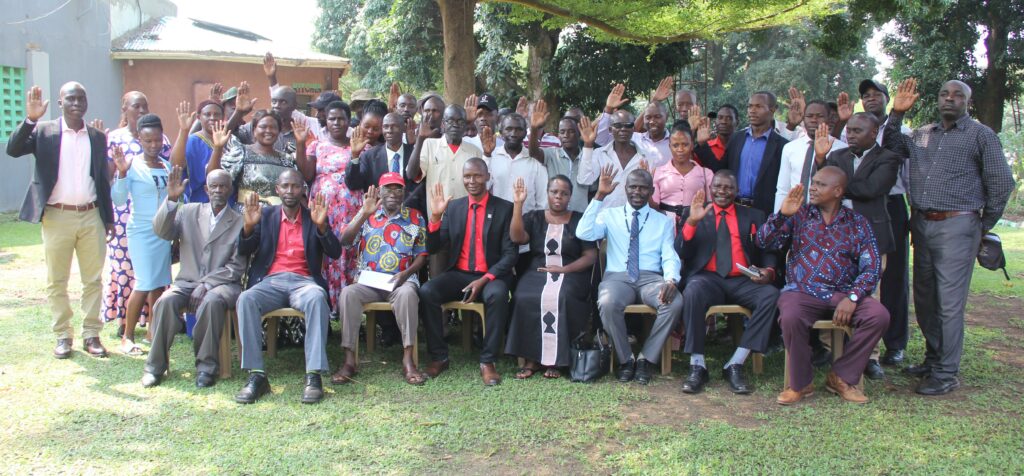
[716,210,732,278]
[468,203,479,272]
[799,142,816,204]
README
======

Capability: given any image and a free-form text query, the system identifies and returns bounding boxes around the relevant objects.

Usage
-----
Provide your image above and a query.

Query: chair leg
[661,339,671,376]
[266,317,279,358]
[218,311,233,379]
[752,353,763,375]
[461,311,473,352]
[783,349,790,391]
[366,311,376,356]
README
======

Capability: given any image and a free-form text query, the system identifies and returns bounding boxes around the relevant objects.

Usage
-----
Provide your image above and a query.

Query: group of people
[8,51,1014,406]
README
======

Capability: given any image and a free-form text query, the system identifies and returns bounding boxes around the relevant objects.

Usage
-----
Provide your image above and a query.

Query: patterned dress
[307,140,363,309]
[101,128,170,322]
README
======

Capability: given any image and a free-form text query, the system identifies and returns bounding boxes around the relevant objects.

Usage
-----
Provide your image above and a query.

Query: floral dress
[307,140,363,309]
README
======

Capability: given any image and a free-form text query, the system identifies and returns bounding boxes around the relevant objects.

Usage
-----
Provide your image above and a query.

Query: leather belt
[47,202,97,212]
[658,203,688,215]
[917,210,977,221]
[735,197,755,207]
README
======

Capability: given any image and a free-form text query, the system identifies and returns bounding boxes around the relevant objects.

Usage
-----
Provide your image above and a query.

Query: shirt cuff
[427,220,441,233]
[681,222,697,241]
[25,118,35,125]
[166,199,178,210]
[483,273,495,281]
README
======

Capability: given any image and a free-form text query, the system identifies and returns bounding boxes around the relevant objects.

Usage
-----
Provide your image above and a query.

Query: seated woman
[505,175,597,379]
[651,121,713,226]
[206,110,297,210]
[110,114,172,355]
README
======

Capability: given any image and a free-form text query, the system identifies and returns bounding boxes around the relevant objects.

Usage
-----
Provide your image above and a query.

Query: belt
[916,210,977,221]
[735,197,755,207]
[47,202,97,212]
[658,203,689,215]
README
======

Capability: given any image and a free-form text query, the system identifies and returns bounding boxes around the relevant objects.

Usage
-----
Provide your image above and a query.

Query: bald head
[271,86,298,117]
[939,80,972,121]
[808,165,848,207]
[58,81,88,122]
[60,81,86,96]
[942,80,972,100]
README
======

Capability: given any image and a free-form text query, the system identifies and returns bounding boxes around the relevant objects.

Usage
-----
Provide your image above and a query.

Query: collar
[468,192,490,208]
[494,145,530,160]
[374,205,408,220]
[625,203,652,215]
[712,203,736,216]
[386,143,403,155]
[746,127,770,140]
[932,114,972,132]
[807,204,850,222]
[280,207,302,224]
[60,117,87,134]
[852,144,877,160]
[210,204,228,220]
[708,136,723,146]
[644,130,669,143]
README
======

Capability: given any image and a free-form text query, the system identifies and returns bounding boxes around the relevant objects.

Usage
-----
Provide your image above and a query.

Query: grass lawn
[0,212,1022,474]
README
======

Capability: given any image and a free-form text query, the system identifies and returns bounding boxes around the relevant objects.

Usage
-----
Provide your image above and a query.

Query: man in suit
[233,169,342,404]
[6,83,114,359]
[345,112,424,215]
[726,91,790,216]
[577,166,682,386]
[676,170,779,394]
[419,158,518,386]
[142,168,246,388]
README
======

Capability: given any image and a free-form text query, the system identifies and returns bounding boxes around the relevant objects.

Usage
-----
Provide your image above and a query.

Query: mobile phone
[462,288,473,302]
[736,263,762,279]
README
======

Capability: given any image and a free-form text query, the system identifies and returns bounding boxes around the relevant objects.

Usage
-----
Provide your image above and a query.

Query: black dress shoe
[54,339,73,359]
[681,365,709,394]
[235,372,270,404]
[880,349,905,366]
[634,359,652,385]
[812,348,832,368]
[302,373,324,404]
[195,371,215,388]
[903,363,932,378]
[141,371,162,388]
[722,364,752,394]
[916,376,960,396]
[616,359,636,383]
[864,359,885,380]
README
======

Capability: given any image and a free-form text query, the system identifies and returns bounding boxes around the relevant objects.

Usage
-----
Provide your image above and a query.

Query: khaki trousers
[40,207,106,340]
[339,281,419,350]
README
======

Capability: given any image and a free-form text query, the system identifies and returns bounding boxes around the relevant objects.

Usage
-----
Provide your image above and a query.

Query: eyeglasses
[611,122,635,130]
[443,118,467,127]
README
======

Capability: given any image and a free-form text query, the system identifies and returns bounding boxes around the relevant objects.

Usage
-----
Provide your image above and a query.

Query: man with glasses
[578,109,664,208]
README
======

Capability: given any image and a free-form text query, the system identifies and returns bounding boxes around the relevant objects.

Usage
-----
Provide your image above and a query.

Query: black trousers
[681,271,780,354]
[881,194,910,351]
[419,270,511,363]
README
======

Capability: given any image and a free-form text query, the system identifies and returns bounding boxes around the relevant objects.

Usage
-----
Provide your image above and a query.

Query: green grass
[1,213,1022,474]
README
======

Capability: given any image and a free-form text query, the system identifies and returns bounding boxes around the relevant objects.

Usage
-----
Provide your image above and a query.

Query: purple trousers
[778,291,890,389]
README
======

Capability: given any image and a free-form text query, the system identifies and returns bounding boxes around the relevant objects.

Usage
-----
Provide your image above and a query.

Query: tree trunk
[526,24,560,129]
[438,0,477,105]
[979,10,1008,132]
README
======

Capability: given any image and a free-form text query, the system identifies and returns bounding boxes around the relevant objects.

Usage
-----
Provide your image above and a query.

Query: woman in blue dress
[111,114,172,355]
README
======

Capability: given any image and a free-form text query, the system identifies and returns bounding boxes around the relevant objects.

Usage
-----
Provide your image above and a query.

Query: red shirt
[707,137,726,160]
[267,208,310,277]
[428,193,494,280]
[681,203,751,277]
[448,143,460,154]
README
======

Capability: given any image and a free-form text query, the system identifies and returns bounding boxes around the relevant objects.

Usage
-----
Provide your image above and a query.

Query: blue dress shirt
[576,199,681,282]
[737,129,769,198]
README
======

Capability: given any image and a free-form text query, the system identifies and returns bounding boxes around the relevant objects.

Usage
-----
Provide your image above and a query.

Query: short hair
[806,99,828,111]
[751,91,778,109]
[464,156,489,173]
[717,104,739,119]
[713,168,738,184]
[278,168,303,183]
[500,112,527,129]
[136,113,163,132]
[548,174,573,194]
[558,116,580,127]
[398,93,417,103]
[627,168,653,186]
[251,109,283,130]
[363,99,388,118]
[675,89,697,102]
[850,111,881,128]
[419,94,445,111]
[818,165,848,190]
[324,100,351,119]
[670,121,693,140]
[645,101,668,115]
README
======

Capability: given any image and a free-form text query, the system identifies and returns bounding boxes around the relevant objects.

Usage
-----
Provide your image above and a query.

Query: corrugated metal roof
[111,16,349,69]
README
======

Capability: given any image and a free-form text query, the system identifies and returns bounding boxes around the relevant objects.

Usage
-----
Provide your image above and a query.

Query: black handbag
[569,329,612,383]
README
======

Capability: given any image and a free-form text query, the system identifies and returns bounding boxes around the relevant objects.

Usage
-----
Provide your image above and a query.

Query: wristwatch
[848,293,859,303]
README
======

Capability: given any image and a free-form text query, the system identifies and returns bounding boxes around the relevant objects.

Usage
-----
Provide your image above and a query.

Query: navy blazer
[6,119,113,224]
[676,204,777,281]
[725,127,789,216]
[426,194,517,280]
[237,205,342,291]
[825,146,901,255]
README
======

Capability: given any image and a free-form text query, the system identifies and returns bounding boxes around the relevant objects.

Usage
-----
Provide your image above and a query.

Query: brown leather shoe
[330,364,358,385]
[826,371,868,404]
[54,339,73,359]
[776,384,815,405]
[480,362,501,386]
[83,337,108,357]
[423,359,449,379]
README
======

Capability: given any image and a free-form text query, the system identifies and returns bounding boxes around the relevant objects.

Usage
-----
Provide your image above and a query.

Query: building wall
[0,0,124,212]
[122,59,342,132]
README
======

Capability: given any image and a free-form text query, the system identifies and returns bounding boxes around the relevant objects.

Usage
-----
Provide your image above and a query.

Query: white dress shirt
[578,140,665,209]
[486,146,548,214]
[48,117,97,206]
[775,134,847,212]
[595,113,672,163]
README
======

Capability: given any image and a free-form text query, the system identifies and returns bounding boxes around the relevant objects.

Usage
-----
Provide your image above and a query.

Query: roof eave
[110,51,350,70]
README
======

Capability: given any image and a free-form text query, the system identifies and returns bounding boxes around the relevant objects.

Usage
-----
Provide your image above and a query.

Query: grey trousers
[339,281,419,349]
[144,282,241,376]
[237,272,330,373]
[598,271,683,364]
[910,212,982,381]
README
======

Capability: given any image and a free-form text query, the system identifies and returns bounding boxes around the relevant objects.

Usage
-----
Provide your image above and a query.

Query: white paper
[736,263,762,279]
[357,270,396,292]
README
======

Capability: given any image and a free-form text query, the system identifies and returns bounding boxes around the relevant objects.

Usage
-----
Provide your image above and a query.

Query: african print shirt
[354,206,428,283]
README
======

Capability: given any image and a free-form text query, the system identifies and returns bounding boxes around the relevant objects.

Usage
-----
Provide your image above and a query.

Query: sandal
[331,364,358,384]
[543,368,562,379]
[515,365,541,380]
[119,341,145,356]
[402,368,427,386]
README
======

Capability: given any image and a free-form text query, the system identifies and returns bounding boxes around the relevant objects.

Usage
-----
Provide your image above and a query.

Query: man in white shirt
[484,113,548,214]
[578,110,665,208]
[775,100,847,212]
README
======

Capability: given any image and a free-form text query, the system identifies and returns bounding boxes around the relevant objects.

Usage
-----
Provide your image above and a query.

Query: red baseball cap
[378,172,405,188]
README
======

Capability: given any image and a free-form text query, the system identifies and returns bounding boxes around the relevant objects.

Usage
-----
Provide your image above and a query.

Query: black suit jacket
[6,119,113,224]
[237,205,343,291]
[725,128,789,215]
[426,194,517,280]
[676,204,777,281]
[825,146,901,255]
[344,142,425,214]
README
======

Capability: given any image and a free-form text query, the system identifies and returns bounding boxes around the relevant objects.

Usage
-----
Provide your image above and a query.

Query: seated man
[677,170,779,394]
[334,173,428,385]
[419,158,517,386]
[577,166,682,385]
[234,169,342,404]
[757,166,890,405]
[143,168,247,388]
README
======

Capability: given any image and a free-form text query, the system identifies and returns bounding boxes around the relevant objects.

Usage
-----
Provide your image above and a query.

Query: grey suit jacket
[825,146,901,255]
[153,200,246,293]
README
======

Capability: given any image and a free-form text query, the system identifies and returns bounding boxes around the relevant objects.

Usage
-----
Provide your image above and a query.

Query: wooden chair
[607,304,674,376]
[783,321,853,390]
[261,308,305,358]
[704,305,764,375]
[218,310,240,379]
[360,301,418,367]
[441,301,486,352]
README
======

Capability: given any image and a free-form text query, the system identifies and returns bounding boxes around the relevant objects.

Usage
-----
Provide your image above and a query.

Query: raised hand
[638,159,650,173]
[310,193,329,231]
[235,81,258,114]
[262,52,277,78]
[388,82,401,112]
[351,126,368,156]
[209,83,224,102]
[26,86,49,122]
[652,76,673,102]
[464,94,478,123]
[780,184,804,217]
[429,182,452,222]
[211,121,231,149]
[687,104,703,132]
[88,119,109,136]
[892,77,920,113]
[696,117,711,144]
[479,125,496,156]
[814,123,834,158]
[596,164,619,199]
[836,92,853,122]
[292,118,309,145]
[786,86,806,128]
[529,99,549,130]
[579,115,597,146]
[362,185,380,215]
[243,192,262,231]
[513,177,527,204]
[405,116,417,143]
[111,145,131,178]
[515,96,528,117]
[176,100,195,132]
[686,189,712,225]
[166,165,188,202]
[605,83,628,113]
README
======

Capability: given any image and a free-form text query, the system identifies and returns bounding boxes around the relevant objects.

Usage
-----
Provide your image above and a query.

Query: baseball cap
[309,91,342,110]
[378,172,405,188]
[221,86,238,104]
[478,93,498,111]
[350,89,374,102]
[858,79,889,99]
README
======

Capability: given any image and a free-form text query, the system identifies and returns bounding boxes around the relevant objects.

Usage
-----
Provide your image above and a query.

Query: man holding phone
[676,170,780,395]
